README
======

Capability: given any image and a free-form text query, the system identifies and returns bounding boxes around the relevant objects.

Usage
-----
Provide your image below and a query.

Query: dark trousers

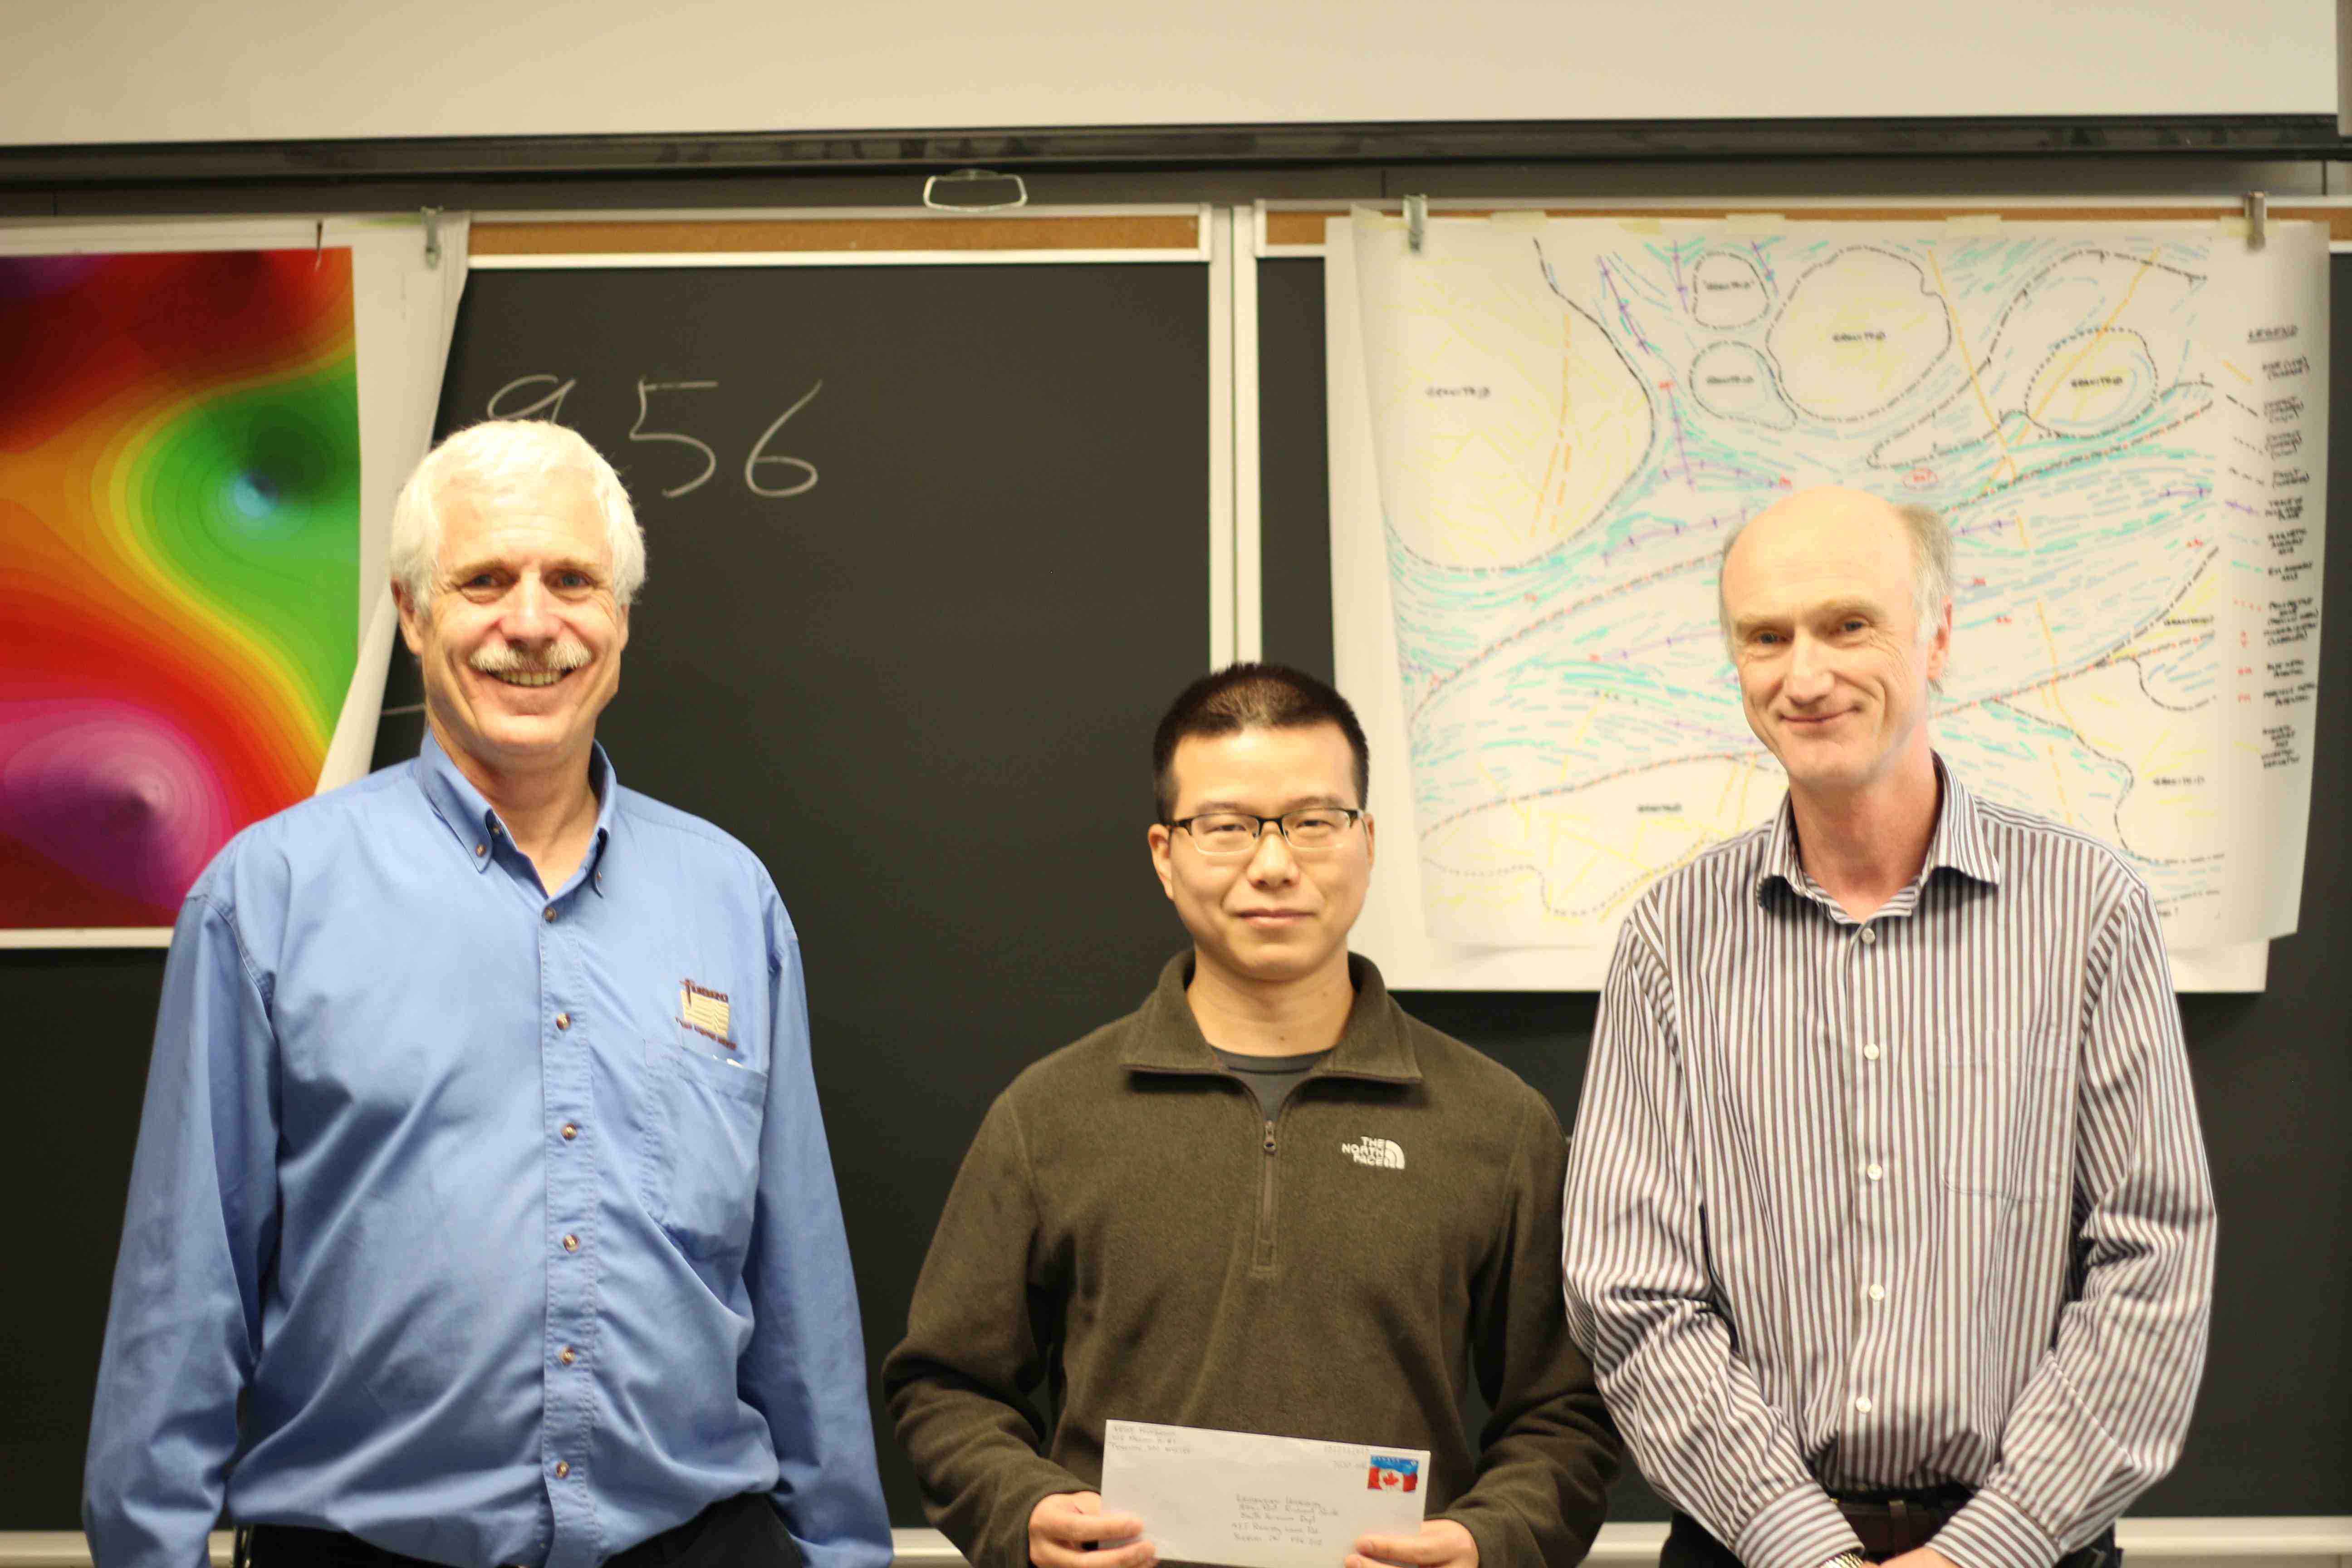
[1663,1507,2121,1568]
[243,1491,804,1568]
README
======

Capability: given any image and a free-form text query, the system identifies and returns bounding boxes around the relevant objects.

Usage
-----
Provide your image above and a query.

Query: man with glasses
[884,662,1619,1568]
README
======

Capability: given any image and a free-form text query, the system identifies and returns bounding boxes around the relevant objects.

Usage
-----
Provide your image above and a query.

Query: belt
[1668,1505,2118,1568]
[237,1490,791,1568]
[1831,1491,2119,1568]
[1831,1487,1974,1558]
[239,1526,533,1568]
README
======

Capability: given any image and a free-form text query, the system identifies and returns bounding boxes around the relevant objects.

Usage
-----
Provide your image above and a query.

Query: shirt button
[1867,1283,1887,1301]
[1854,1395,1874,1414]
[561,1234,579,1253]
[561,1123,579,1141]
[1863,1044,1882,1061]
[1859,928,1878,945]
[1866,1163,1884,1181]
[555,1012,571,1031]
[554,1460,570,1479]
[559,1346,577,1366]
[474,843,486,858]
[543,906,557,923]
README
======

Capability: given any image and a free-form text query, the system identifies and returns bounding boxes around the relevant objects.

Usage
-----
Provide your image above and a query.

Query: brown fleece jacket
[882,953,1619,1568]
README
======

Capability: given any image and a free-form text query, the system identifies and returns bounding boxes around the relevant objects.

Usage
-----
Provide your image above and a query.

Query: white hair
[1716,495,1954,657]
[1893,503,1955,644]
[388,420,646,608]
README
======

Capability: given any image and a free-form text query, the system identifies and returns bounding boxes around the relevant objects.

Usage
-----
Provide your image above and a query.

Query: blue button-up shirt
[86,734,892,1568]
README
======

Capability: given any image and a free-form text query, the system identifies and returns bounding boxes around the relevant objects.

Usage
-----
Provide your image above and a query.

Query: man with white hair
[1562,486,2215,1568]
[85,421,891,1568]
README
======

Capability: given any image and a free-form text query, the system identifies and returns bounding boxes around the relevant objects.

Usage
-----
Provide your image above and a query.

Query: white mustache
[470,638,593,678]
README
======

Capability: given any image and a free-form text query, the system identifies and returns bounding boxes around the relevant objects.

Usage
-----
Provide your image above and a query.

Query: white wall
[0,0,2334,149]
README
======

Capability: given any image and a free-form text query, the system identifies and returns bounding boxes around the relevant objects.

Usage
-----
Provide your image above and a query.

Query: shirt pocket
[643,1040,769,1260]
[1936,1032,2069,1203]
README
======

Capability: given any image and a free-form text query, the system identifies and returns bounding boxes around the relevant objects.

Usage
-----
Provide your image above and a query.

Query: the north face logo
[1342,1136,1405,1170]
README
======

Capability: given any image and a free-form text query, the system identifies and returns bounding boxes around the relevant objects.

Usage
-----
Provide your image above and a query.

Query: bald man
[1562,489,2215,1568]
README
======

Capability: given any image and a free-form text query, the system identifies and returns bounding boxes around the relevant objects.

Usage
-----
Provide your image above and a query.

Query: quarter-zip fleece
[883,953,1619,1568]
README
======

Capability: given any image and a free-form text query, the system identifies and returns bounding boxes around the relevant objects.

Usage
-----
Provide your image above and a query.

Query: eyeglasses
[1166,808,1365,858]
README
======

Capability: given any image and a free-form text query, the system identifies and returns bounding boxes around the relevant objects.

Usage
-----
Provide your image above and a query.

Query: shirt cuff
[1932,1489,2062,1568]
[1733,1485,1863,1568]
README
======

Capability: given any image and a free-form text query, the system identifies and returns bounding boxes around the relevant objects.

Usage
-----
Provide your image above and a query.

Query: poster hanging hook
[421,207,443,269]
[1406,194,1428,254]
[2243,191,2266,252]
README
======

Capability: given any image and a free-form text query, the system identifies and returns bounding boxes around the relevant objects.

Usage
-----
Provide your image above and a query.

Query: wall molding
[8,1519,2351,1568]
[1,115,2343,193]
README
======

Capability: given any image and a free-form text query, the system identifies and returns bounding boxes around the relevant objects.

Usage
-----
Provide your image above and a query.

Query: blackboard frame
[4,198,2345,1540]
[0,116,2339,192]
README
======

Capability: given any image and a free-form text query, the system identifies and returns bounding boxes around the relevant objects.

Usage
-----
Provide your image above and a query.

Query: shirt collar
[1120,950,1422,1084]
[1752,752,2003,909]
[1927,761,2002,887]
[414,729,619,892]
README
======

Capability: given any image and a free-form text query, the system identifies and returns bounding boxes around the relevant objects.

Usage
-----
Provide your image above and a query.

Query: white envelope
[1098,1420,1431,1568]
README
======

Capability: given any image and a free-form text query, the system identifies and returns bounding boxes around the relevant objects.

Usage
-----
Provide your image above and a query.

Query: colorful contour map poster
[0,249,362,931]
[1332,213,2327,984]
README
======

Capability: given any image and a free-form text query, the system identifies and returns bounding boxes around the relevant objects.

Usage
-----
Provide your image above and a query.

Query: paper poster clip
[313,219,324,271]
[421,207,443,269]
[1406,193,1428,254]
[2242,191,2266,252]
[922,168,1030,212]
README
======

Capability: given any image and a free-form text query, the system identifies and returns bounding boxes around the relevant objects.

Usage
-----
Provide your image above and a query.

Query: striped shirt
[1562,761,2215,1568]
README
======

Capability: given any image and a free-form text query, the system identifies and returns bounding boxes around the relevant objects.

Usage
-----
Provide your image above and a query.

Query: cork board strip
[472,214,1204,256]
[1264,204,2352,249]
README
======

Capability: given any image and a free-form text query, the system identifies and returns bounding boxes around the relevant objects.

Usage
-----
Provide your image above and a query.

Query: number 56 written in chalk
[484,373,823,501]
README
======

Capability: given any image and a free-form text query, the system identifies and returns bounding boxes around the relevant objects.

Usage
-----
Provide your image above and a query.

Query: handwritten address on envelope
[1098,1420,1430,1568]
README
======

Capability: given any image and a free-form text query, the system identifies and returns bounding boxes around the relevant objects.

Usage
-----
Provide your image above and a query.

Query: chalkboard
[410,260,1212,1526]
[2,255,1212,1530]
[3,248,2344,1535]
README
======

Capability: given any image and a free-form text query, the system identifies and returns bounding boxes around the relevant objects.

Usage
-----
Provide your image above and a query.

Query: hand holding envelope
[1030,1491,1157,1568]
[1098,1421,1442,1568]
[1345,1518,1478,1568]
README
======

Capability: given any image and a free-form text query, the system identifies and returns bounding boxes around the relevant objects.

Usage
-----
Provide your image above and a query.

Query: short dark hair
[1152,662,1370,821]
